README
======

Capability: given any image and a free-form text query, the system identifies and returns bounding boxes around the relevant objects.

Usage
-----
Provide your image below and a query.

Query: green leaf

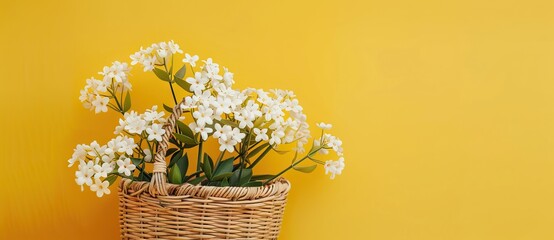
[174,76,192,93]
[174,133,198,146]
[251,174,274,181]
[165,148,178,157]
[213,157,235,177]
[163,104,174,113]
[105,174,118,186]
[153,68,171,82]
[177,120,195,139]
[169,164,183,184]
[221,177,230,187]
[212,172,233,181]
[138,170,151,181]
[272,146,290,155]
[241,181,263,187]
[169,58,174,76]
[168,137,181,147]
[175,64,187,79]
[123,91,131,112]
[293,164,317,173]
[168,150,183,168]
[202,153,214,180]
[247,143,270,160]
[230,168,252,186]
[188,176,206,185]
[217,119,240,128]
[177,153,189,183]
[130,158,143,167]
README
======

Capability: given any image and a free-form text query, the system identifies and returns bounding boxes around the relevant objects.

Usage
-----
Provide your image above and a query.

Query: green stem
[196,140,203,176]
[247,145,272,169]
[263,147,323,184]
[215,151,225,169]
[162,59,178,105]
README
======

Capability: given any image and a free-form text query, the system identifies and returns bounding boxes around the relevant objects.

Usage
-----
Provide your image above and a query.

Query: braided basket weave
[118,98,291,239]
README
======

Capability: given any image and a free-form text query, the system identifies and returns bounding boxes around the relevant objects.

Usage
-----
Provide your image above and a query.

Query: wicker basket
[118,97,291,239]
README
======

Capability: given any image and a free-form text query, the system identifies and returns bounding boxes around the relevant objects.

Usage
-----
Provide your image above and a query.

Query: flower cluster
[130,40,183,72]
[79,61,131,114]
[68,136,138,197]
[69,40,345,197]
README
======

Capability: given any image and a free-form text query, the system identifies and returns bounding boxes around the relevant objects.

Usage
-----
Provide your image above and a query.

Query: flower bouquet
[69,40,345,239]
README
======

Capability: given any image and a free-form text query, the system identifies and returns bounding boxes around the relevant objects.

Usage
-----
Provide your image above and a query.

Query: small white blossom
[269,129,285,145]
[192,105,214,126]
[222,67,234,87]
[93,162,113,179]
[190,122,213,141]
[230,127,246,142]
[143,105,165,122]
[183,53,199,67]
[75,161,94,191]
[117,157,136,176]
[313,140,329,155]
[324,157,345,180]
[91,95,109,114]
[146,123,166,142]
[90,178,111,197]
[218,137,237,153]
[253,128,269,142]
[143,149,152,162]
[186,72,209,94]
[317,122,333,130]
[167,40,183,54]
[124,112,147,134]
[117,136,137,155]
[213,123,232,141]
[68,144,88,167]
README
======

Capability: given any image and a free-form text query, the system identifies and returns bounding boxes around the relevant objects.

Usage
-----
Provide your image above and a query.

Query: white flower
[124,112,147,134]
[285,99,303,113]
[222,67,234,87]
[93,162,113,179]
[117,157,136,176]
[68,144,88,167]
[99,61,130,84]
[253,128,269,142]
[117,136,137,155]
[316,122,332,130]
[143,105,165,122]
[143,149,152,162]
[75,161,94,191]
[91,95,109,114]
[186,72,209,94]
[90,178,111,197]
[146,123,166,142]
[324,157,345,180]
[168,40,183,54]
[192,105,214,126]
[202,58,222,81]
[313,140,329,155]
[323,134,343,155]
[86,141,105,158]
[183,53,199,67]
[190,122,213,141]
[230,127,246,142]
[218,137,237,153]
[269,129,285,145]
[213,123,232,141]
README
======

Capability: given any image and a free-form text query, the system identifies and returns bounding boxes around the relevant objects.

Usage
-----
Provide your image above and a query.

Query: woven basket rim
[119,177,291,200]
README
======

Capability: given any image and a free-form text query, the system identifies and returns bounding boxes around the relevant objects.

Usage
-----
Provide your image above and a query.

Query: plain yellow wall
[2,0,554,239]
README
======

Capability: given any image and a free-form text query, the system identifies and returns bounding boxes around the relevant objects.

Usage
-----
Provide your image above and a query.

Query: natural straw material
[118,97,291,239]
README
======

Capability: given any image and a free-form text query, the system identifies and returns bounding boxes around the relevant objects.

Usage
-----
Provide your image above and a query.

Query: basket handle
[149,97,187,196]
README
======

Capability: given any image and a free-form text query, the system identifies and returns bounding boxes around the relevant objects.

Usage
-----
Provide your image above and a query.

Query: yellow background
[2,0,554,239]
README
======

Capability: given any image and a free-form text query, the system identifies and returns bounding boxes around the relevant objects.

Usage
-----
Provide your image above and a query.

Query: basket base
[118,179,291,239]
